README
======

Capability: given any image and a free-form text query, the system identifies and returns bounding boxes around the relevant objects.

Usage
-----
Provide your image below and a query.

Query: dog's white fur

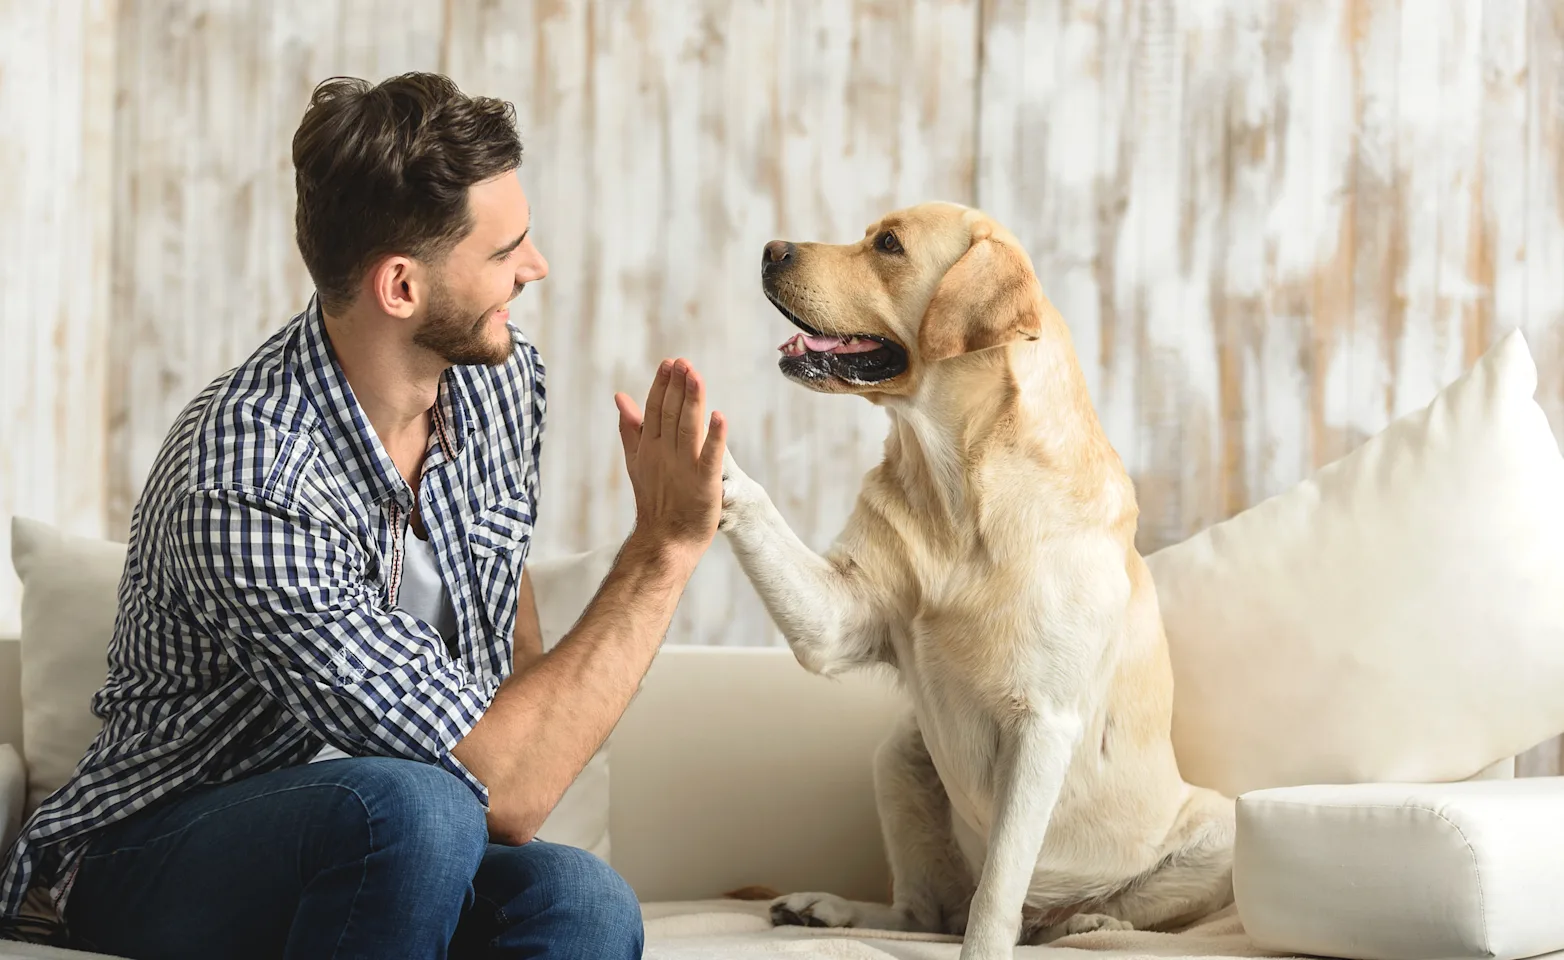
[720,203,1235,958]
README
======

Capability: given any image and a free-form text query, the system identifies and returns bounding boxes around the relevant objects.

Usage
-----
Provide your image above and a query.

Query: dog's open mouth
[767,291,908,385]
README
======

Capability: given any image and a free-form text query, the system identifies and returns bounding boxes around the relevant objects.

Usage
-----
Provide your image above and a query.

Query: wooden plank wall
[3,0,1562,770]
[0,0,117,632]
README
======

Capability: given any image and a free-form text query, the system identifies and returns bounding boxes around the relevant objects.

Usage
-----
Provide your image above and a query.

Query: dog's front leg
[960,706,1082,960]
[720,450,886,673]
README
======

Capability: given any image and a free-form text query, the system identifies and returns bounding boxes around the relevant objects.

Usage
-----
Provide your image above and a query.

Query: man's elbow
[485,791,548,846]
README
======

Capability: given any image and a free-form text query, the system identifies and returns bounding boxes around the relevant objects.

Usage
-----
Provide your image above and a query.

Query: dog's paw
[719,449,762,531]
[1041,913,1133,941]
[769,892,859,929]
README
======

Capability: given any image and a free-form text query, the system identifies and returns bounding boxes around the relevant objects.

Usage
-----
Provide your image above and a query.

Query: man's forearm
[452,530,695,842]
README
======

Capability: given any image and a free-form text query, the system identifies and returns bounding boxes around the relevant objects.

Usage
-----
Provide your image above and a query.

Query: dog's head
[760,202,1047,396]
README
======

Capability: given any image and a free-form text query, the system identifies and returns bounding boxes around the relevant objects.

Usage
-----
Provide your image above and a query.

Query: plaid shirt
[0,296,546,918]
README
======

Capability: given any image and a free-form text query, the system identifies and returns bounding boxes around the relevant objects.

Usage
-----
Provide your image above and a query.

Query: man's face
[414,170,548,367]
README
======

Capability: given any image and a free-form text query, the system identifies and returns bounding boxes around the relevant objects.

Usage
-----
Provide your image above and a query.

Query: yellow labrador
[718,203,1235,958]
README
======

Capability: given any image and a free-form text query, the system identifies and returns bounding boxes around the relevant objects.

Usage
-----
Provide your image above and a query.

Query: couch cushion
[1235,777,1564,960]
[1146,331,1564,798]
[7,517,613,857]
[9,519,123,815]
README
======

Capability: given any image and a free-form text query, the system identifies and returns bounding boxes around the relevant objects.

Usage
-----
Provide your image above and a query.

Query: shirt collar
[298,295,474,509]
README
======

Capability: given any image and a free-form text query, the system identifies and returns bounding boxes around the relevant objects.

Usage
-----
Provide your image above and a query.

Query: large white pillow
[8,517,618,858]
[1147,330,1564,798]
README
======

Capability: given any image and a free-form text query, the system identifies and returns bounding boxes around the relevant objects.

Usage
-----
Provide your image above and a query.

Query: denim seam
[79,782,373,860]
[322,785,375,960]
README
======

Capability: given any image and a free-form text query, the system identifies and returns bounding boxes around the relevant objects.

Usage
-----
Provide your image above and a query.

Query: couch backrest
[607,644,904,902]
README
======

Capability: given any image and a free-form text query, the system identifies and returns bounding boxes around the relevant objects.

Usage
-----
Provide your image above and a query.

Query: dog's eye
[878,231,903,254]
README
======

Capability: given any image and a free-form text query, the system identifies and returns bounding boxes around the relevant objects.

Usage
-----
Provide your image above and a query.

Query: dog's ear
[917,224,1044,363]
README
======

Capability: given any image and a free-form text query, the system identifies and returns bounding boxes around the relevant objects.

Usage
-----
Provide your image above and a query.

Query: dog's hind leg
[770,712,975,934]
[1064,785,1235,936]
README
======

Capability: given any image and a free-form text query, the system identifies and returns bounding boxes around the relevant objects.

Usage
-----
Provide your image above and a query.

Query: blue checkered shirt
[0,296,546,918]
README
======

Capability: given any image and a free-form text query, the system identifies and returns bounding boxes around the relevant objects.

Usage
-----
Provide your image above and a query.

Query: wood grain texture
[106,0,447,531]
[1518,0,1564,778]
[3,1,1564,773]
[0,0,117,635]
[446,0,981,645]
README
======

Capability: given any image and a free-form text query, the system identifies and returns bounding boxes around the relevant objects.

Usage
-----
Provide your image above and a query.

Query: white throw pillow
[1146,330,1564,798]
[10,518,123,815]
[8,517,619,860]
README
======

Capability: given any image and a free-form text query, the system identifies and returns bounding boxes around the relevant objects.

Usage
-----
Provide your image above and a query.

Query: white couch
[0,630,1552,960]
[7,329,1564,960]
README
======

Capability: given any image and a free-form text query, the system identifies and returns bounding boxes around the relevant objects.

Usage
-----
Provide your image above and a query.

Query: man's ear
[917,226,1044,364]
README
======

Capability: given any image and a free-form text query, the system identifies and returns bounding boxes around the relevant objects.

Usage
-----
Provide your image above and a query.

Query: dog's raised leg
[960,705,1081,960]
[719,450,887,673]
[770,712,977,934]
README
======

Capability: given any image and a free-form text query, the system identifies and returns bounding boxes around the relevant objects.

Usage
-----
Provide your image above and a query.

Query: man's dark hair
[292,72,523,313]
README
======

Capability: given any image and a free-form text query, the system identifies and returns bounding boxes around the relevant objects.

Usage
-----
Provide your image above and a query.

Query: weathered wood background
[4,0,1563,773]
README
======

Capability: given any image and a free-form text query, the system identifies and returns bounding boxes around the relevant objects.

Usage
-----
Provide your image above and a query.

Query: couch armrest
[0,743,25,852]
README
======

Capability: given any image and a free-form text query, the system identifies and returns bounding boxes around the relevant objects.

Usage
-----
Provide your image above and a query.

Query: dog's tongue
[777,333,883,354]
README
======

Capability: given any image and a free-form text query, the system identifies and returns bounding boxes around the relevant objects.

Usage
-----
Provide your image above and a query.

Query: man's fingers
[660,359,689,441]
[699,411,728,476]
[615,393,641,466]
[677,368,707,455]
[642,360,672,440]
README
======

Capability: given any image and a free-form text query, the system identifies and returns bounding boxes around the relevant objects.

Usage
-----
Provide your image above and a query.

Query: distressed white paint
[0,0,116,635]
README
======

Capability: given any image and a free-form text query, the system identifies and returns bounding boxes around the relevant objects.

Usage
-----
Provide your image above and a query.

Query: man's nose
[763,240,795,267]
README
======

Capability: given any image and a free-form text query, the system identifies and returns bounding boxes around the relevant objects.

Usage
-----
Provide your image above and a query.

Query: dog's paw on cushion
[769,892,860,928]
[1147,330,1564,797]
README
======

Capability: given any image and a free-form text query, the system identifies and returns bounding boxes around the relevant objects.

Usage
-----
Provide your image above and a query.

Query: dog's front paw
[719,449,762,532]
[770,892,859,929]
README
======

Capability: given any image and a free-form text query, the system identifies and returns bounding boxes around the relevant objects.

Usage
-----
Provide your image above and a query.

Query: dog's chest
[912,685,1002,827]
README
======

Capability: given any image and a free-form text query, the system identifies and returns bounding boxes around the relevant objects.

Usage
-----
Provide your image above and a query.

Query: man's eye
[878,232,903,254]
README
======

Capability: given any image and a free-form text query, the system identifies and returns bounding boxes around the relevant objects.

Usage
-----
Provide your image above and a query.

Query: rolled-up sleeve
[168,486,498,804]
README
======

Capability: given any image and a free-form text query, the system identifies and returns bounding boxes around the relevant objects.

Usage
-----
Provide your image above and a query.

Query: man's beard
[413,276,518,367]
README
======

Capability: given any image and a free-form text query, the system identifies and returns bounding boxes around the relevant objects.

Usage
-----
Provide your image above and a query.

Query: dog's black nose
[763,240,794,267]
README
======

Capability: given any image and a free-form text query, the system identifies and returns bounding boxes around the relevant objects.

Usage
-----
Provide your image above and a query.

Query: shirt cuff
[433,672,503,808]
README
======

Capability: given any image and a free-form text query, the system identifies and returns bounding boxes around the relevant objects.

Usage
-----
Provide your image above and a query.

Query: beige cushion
[10,518,123,815]
[1147,331,1564,798]
[7,517,612,857]
[1236,778,1564,960]
[608,645,904,903]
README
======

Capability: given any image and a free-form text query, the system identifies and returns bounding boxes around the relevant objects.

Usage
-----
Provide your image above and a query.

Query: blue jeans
[60,757,643,959]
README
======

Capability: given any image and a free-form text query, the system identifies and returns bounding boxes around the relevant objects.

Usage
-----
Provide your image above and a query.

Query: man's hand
[453,357,729,845]
[614,358,727,562]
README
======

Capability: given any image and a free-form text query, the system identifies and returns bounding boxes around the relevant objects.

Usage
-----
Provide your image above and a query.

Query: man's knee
[484,842,643,956]
[316,758,487,882]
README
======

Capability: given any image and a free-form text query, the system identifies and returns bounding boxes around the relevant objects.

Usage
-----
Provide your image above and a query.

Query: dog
[717,202,1236,958]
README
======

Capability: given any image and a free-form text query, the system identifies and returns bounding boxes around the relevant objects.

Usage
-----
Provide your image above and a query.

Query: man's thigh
[63,757,475,959]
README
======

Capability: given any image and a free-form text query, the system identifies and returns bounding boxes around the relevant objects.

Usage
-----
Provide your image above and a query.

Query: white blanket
[643,900,1289,960]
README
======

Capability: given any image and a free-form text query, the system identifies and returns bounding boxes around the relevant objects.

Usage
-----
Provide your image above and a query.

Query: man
[0,72,726,958]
